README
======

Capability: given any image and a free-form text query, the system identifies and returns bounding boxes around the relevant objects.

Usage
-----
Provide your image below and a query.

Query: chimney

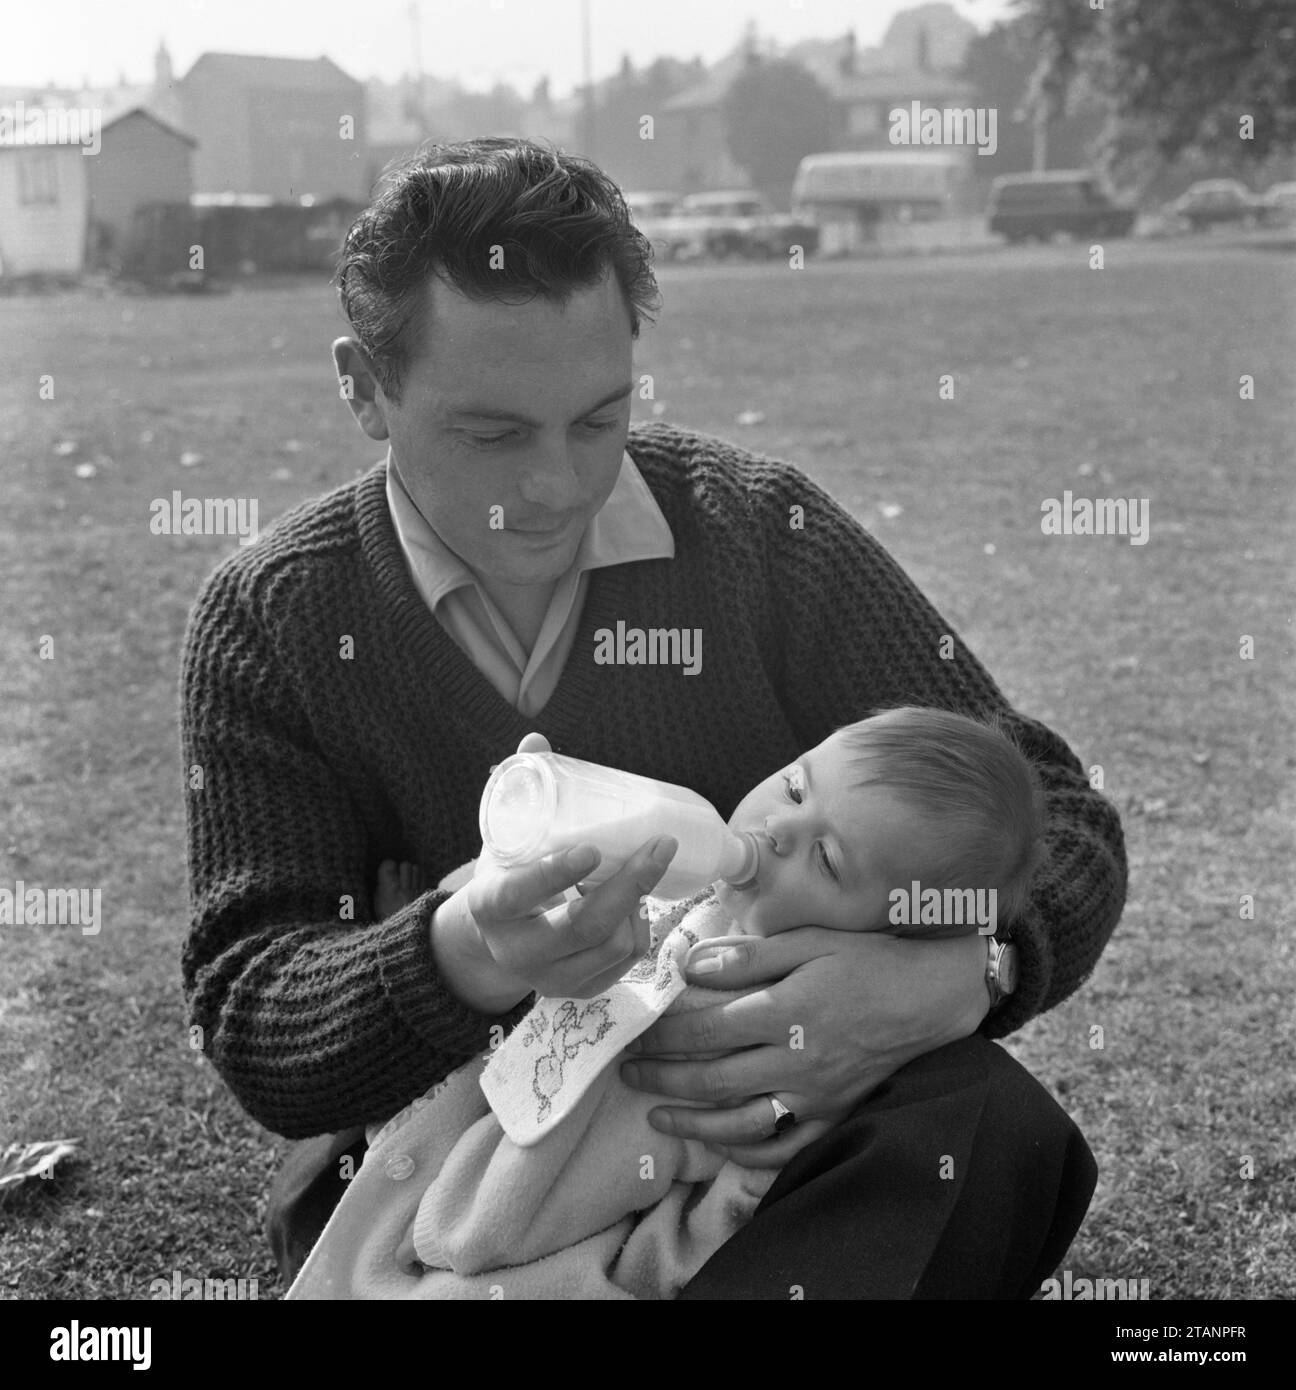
[839,29,857,78]
[154,40,174,90]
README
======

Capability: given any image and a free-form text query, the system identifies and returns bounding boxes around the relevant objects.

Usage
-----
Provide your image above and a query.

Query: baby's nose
[763,817,794,854]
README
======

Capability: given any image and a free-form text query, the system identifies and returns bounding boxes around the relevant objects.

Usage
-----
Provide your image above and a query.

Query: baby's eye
[782,767,805,804]
[817,843,839,883]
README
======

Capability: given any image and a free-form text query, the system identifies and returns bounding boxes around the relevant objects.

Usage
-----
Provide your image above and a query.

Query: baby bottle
[478,752,758,900]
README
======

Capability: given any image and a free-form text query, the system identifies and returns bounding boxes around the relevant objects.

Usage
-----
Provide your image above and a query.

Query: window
[18,150,59,204]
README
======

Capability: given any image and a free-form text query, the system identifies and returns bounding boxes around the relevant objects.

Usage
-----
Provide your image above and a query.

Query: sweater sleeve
[179,556,526,1139]
[748,459,1127,1036]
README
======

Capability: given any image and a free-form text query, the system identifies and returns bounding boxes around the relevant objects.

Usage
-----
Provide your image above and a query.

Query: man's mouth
[508,516,573,537]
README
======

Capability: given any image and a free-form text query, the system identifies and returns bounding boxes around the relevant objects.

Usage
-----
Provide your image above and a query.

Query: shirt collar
[385,448,674,610]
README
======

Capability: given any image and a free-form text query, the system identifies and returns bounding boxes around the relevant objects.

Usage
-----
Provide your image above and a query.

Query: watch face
[999,943,1019,996]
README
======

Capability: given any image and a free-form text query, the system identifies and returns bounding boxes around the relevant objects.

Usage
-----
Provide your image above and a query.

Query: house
[179,53,367,201]
[0,113,89,277]
[86,106,195,268]
[657,3,980,200]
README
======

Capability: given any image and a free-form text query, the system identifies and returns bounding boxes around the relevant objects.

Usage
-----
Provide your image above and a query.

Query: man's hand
[619,928,989,1167]
[431,732,677,1011]
[432,836,673,1012]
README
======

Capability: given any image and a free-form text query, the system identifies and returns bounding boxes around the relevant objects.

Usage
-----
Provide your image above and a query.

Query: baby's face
[715,732,933,937]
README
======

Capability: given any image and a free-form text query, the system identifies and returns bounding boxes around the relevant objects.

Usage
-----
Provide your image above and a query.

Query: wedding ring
[768,1095,796,1134]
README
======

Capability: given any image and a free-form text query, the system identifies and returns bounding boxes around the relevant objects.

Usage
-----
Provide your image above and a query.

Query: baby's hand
[374,859,428,918]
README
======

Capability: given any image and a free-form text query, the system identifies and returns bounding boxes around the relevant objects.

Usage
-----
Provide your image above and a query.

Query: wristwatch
[984,936,1019,1009]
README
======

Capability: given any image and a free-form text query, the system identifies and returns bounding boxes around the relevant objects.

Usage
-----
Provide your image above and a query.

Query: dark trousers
[268,1034,1095,1299]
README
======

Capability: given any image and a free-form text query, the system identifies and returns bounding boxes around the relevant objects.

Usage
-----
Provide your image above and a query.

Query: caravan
[792,151,966,254]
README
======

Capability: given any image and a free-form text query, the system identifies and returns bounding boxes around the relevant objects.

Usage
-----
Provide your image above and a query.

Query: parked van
[987,172,1136,242]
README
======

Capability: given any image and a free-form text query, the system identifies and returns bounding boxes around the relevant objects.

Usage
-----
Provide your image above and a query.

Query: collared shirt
[386,450,675,717]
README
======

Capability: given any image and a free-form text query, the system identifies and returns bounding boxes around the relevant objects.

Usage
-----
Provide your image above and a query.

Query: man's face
[374,274,635,590]
[715,733,938,937]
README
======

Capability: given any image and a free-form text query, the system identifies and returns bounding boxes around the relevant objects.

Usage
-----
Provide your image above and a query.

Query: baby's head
[715,707,1044,938]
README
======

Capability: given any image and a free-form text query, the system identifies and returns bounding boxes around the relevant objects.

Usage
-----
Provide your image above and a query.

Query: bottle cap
[479,754,556,864]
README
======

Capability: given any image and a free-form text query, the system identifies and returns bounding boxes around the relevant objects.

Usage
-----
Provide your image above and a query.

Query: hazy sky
[3,0,1015,95]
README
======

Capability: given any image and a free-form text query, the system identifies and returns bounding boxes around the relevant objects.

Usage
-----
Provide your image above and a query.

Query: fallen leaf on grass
[0,1139,80,1197]
[735,410,765,426]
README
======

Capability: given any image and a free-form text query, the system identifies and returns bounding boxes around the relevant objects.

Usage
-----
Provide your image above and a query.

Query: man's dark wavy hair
[335,137,661,402]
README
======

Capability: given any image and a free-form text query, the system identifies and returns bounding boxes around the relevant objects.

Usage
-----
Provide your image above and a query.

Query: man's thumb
[683,935,769,985]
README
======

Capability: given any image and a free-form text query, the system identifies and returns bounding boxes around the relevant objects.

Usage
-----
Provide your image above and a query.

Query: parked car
[1257,181,1296,227]
[987,171,1137,243]
[1168,180,1259,231]
[623,191,703,261]
[672,191,819,260]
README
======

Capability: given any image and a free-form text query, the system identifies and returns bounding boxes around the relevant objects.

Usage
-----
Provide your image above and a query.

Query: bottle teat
[721,831,759,889]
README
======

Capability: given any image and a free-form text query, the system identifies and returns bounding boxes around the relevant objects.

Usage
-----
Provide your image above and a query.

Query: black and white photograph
[0,0,1291,1354]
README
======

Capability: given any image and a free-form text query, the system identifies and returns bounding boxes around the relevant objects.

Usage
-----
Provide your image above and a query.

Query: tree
[1019,0,1296,163]
[961,17,1106,178]
[593,57,698,192]
[720,59,833,205]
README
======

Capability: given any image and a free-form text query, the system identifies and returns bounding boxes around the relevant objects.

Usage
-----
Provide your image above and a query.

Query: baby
[287,705,1043,1300]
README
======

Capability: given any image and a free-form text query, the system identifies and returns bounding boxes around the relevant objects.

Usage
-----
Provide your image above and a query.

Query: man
[181,138,1125,1298]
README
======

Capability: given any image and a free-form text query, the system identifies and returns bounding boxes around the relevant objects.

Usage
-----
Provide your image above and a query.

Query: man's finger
[708,1118,833,1170]
[555,837,675,949]
[627,991,775,1057]
[619,1046,790,1106]
[683,925,840,989]
[476,844,600,919]
[640,1093,813,1149]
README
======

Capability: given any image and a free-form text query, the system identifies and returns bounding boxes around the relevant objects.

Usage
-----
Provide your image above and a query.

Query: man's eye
[467,431,515,447]
[579,417,618,433]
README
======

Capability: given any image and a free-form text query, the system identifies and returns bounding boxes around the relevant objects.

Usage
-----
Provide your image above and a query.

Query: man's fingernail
[567,846,597,874]
[692,952,724,975]
[620,1062,640,1086]
[651,837,677,868]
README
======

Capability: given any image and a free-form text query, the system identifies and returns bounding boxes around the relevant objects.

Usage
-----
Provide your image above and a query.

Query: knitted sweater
[180,422,1126,1140]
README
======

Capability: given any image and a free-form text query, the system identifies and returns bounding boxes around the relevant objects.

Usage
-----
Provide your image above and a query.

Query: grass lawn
[1,238,1292,1300]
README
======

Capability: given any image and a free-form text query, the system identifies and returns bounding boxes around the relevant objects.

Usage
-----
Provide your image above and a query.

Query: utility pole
[581,0,596,160]
[1032,107,1048,172]
[408,0,424,130]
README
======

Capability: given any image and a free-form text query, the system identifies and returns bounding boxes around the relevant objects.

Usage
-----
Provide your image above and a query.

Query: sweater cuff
[377,890,528,1060]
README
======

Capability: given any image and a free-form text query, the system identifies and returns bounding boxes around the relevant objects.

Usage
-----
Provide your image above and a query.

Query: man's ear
[332,337,391,441]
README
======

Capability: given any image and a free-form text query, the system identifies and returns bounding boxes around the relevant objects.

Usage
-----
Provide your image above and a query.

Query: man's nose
[517,439,583,511]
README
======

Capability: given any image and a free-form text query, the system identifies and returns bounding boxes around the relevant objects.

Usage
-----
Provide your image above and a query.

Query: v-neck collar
[355,462,643,752]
